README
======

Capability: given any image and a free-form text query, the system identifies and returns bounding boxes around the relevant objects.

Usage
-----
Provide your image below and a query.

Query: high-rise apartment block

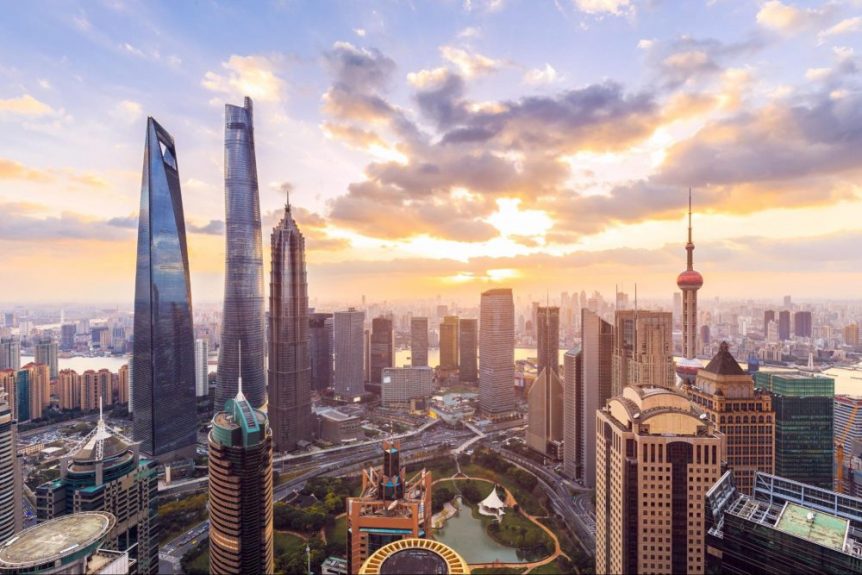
[410,317,428,368]
[35,337,58,380]
[763,310,775,335]
[334,309,365,399]
[845,323,860,347]
[346,441,431,573]
[35,412,160,573]
[195,339,209,398]
[208,381,274,575]
[218,98,266,410]
[596,385,725,575]
[754,371,834,488]
[16,363,48,422]
[132,117,197,460]
[439,316,459,370]
[381,367,434,408]
[611,310,674,395]
[682,342,774,494]
[458,318,478,383]
[369,317,394,384]
[268,196,312,452]
[479,289,515,416]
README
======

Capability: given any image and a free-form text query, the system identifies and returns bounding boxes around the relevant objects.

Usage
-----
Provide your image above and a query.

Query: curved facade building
[208,383,273,575]
[132,117,197,459]
[358,539,470,575]
[268,196,312,452]
[218,97,266,409]
[0,397,21,544]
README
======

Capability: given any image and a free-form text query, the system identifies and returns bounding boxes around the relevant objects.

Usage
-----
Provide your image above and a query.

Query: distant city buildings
[410,317,428,368]
[611,310,674,395]
[131,117,197,460]
[268,195,312,452]
[369,317,394,384]
[458,318,478,383]
[778,310,791,341]
[479,289,515,417]
[439,316,459,371]
[34,337,58,380]
[794,310,813,338]
[218,97,267,410]
[309,312,334,391]
[334,309,365,399]
[0,339,19,373]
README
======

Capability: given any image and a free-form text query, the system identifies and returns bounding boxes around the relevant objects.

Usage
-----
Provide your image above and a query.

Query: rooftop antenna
[686,187,694,270]
[236,340,245,401]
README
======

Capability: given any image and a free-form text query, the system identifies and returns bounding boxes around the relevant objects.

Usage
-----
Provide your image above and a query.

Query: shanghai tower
[217,97,266,409]
[132,117,197,459]
[268,193,312,452]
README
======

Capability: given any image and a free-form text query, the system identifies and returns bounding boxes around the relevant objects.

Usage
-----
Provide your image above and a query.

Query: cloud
[0,94,54,116]
[819,17,862,41]
[324,42,396,93]
[523,64,561,85]
[188,220,225,235]
[573,0,633,16]
[0,203,133,242]
[107,215,138,229]
[645,36,763,88]
[354,28,367,37]
[0,158,52,182]
[439,46,503,78]
[321,122,388,150]
[756,0,828,32]
[202,54,286,103]
[109,100,143,124]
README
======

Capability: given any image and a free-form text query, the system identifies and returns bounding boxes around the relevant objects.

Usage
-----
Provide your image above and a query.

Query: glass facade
[218,97,266,409]
[754,372,834,488]
[132,117,197,458]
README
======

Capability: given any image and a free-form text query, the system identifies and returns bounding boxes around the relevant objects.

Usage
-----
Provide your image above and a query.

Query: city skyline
[2,1,862,305]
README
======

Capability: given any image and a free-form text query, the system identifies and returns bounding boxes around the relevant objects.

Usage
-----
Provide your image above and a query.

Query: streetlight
[306,544,312,575]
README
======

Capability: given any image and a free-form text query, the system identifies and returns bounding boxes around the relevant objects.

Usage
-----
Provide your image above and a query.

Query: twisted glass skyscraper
[132,118,197,458]
[217,97,266,409]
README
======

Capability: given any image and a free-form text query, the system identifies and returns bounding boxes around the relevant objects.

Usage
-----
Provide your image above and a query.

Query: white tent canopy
[478,485,508,519]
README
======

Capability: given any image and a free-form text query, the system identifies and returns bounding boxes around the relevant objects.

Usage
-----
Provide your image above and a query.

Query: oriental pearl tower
[676,189,704,385]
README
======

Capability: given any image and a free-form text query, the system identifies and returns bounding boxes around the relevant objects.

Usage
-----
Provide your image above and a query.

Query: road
[157,426,473,573]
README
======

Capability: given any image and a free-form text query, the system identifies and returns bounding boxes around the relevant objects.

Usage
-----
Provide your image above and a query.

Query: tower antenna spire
[237,340,245,401]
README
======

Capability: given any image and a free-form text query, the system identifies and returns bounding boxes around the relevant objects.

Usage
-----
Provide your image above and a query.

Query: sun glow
[485,198,553,240]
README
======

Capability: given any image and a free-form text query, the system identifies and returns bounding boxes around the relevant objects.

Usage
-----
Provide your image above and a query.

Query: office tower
[0,373,13,420]
[777,310,791,340]
[208,375,274,575]
[381,367,434,408]
[410,317,429,368]
[754,371,834,488]
[458,319,478,383]
[117,364,129,405]
[269,196,312,452]
[0,391,21,544]
[835,395,862,495]
[845,323,860,347]
[195,339,209,398]
[705,471,862,574]
[369,317,394,384]
[678,190,703,360]
[793,310,812,338]
[16,363,48,422]
[526,359,563,459]
[131,117,197,460]
[439,316,459,370]
[218,98,266,409]
[309,312,333,391]
[60,324,76,352]
[0,512,122,575]
[334,309,365,399]
[682,342,774,494]
[672,292,682,329]
[479,289,515,416]
[596,385,725,575]
[0,339,19,372]
[579,309,614,488]
[536,306,560,377]
[35,410,159,573]
[357,539,469,575]
[611,310,674,395]
[346,441,432,573]
[763,310,775,335]
[562,348,583,480]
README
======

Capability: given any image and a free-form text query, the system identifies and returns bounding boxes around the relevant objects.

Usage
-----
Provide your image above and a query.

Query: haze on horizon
[1,0,862,305]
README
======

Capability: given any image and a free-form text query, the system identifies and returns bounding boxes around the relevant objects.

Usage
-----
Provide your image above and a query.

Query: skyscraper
[778,310,791,341]
[596,385,725,575]
[579,309,614,488]
[763,310,775,335]
[195,339,209,398]
[268,196,312,452]
[458,318,478,383]
[678,190,703,360]
[682,342,775,494]
[34,337,58,380]
[16,363,48,422]
[834,395,862,495]
[369,317,394,384]
[410,317,428,368]
[218,97,266,409]
[334,309,365,399]
[528,306,563,459]
[132,117,197,460]
[0,392,22,544]
[439,316,459,371]
[536,306,560,377]
[60,324,76,352]
[611,310,674,395]
[35,410,160,573]
[793,310,812,338]
[562,347,583,480]
[208,369,274,575]
[309,312,333,392]
[0,339,19,373]
[479,289,515,416]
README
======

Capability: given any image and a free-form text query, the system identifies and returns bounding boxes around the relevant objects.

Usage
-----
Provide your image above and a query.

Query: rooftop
[775,503,849,551]
[703,342,746,376]
[0,511,115,569]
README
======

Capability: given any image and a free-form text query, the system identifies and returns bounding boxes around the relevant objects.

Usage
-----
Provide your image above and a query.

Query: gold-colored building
[439,316,460,371]
[118,364,129,405]
[682,342,774,495]
[596,385,725,575]
[347,440,432,573]
[358,539,470,575]
[611,310,675,396]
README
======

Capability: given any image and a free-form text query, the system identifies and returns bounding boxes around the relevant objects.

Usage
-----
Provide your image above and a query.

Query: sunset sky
[2,0,862,305]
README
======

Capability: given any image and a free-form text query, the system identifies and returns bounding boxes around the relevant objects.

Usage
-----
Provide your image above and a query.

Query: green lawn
[531,561,567,574]
[275,531,306,556]
[325,515,348,552]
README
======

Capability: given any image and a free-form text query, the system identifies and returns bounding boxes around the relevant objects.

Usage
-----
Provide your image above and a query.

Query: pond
[433,497,525,565]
